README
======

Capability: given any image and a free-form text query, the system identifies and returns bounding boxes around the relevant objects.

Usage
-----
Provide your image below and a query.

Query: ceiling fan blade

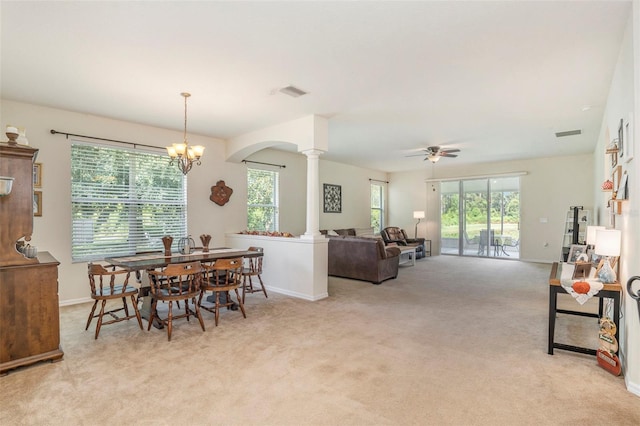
[441,153,458,157]
[405,153,427,158]
[442,148,460,154]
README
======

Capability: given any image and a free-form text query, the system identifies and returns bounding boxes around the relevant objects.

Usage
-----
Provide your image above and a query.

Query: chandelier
[166,92,205,175]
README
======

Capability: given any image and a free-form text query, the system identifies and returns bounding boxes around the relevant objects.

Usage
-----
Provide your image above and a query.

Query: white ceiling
[0,1,632,172]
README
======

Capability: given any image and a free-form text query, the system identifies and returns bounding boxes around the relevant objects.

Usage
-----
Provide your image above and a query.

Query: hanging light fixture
[166,92,205,175]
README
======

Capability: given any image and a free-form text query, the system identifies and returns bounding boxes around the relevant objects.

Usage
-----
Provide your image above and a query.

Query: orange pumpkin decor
[572,280,590,294]
[601,179,614,190]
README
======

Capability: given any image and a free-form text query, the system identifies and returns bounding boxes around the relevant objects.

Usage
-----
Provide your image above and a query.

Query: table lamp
[586,225,605,249]
[413,211,425,238]
[595,229,621,283]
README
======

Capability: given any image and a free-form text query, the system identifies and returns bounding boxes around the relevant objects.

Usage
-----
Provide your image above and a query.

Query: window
[440,176,520,258]
[71,142,186,262]
[247,168,279,232]
[371,183,385,233]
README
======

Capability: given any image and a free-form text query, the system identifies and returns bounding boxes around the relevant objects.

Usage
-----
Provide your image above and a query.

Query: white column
[301,149,325,239]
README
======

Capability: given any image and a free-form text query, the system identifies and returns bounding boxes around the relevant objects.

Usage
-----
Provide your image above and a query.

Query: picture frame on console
[567,244,587,264]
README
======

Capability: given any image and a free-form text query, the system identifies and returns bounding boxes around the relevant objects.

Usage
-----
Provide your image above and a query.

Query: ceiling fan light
[428,155,440,163]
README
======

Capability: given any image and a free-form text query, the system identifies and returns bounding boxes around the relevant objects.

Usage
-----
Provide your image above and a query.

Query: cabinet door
[0,260,62,369]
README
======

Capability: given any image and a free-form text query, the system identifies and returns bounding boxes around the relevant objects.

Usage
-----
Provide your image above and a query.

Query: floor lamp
[413,211,425,239]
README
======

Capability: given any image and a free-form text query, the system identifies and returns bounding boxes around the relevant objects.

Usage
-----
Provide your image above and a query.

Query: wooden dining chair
[199,257,246,326]
[86,263,144,339]
[240,247,267,303]
[146,261,205,341]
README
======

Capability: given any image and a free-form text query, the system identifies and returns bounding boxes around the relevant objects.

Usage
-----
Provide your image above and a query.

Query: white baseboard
[267,286,329,301]
[625,377,640,397]
[59,297,91,307]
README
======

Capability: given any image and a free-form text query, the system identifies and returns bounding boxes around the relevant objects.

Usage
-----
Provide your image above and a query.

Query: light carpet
[1,256,639,425]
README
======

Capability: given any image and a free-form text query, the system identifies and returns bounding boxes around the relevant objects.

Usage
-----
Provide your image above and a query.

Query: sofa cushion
[355,227,375,237]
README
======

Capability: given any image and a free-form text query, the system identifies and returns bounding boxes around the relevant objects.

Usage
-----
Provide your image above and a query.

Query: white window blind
[71,142,187,262]
[247,168,279,232]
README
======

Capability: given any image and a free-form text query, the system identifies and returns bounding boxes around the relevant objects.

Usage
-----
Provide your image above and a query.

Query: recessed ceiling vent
[279,85,308,98]
[555,129,582,138]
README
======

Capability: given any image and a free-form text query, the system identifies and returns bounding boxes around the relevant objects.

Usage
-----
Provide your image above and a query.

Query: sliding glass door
[440,176,520,259]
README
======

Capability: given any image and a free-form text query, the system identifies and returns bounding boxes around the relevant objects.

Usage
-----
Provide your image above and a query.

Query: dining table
[105,247,263,328]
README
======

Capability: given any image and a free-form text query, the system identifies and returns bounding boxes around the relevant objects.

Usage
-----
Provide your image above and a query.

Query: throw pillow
[327,230,339,236]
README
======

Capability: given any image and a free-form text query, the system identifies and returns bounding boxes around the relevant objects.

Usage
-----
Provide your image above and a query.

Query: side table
[398,246,417,266]
[547,262,621,356]
[424,240,431,257]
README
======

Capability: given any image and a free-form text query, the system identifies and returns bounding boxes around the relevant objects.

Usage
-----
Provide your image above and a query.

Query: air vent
[279,85,308,98]
[555,129,582,138]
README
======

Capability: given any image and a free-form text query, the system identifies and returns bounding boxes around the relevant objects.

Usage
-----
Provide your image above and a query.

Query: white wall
[388,154,594,263]
[0,101,390,303]
[244,149,308,236]
[593,6,639,395]
[244,149,389,234]
[318,159,389,231]
[0,99,244,303]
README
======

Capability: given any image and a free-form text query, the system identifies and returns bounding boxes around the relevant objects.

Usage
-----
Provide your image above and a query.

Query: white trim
[425,171,528,182]
[625,377,640,397]
[59,296,92,307]
[267,286,329,301]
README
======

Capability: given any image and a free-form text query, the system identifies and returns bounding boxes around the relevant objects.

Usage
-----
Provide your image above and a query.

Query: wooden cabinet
[1,141,63,374]
[0,252,63,374]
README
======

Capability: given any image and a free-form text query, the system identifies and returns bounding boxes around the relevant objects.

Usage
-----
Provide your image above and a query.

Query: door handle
[627,276,640,324]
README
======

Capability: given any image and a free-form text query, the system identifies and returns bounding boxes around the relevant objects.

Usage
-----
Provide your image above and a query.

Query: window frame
[370,182,385,234]
[247,167,280,232]
[70,141,187,262]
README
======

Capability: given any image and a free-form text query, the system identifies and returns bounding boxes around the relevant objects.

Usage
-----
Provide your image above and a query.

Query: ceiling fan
[408,146,461,163]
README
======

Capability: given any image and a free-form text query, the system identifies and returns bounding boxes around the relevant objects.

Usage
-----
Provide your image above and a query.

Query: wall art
[34,191,42,216]
[323,183,342,213]
[33,163,42,188]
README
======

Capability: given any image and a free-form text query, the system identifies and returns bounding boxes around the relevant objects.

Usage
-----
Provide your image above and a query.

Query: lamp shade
[413,211,425,219]
[594,229,621,257]
[586,226,605,246]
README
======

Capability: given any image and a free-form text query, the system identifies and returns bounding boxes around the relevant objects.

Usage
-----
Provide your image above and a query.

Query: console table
[547,262,621,356]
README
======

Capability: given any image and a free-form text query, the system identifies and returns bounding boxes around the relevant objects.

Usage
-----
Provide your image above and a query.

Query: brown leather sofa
[380,227,426,259]
[326,235,401,284]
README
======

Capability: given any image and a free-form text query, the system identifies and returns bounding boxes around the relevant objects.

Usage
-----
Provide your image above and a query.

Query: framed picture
[567,244,587,264]
[34,191,42,217]
[617,172,628,200]
[610,149,617,168]
[617,118,624,159]
[625,113,634,163]
[323,183,342,213]
[33,162,42,188]
[572,262,592,280]
[612,165,621,194]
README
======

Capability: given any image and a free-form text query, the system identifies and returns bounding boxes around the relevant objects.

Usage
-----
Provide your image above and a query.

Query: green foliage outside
[71,145,186,260]
[370,184,383,232]
[247,169,278,232]
[441,190,520,240]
